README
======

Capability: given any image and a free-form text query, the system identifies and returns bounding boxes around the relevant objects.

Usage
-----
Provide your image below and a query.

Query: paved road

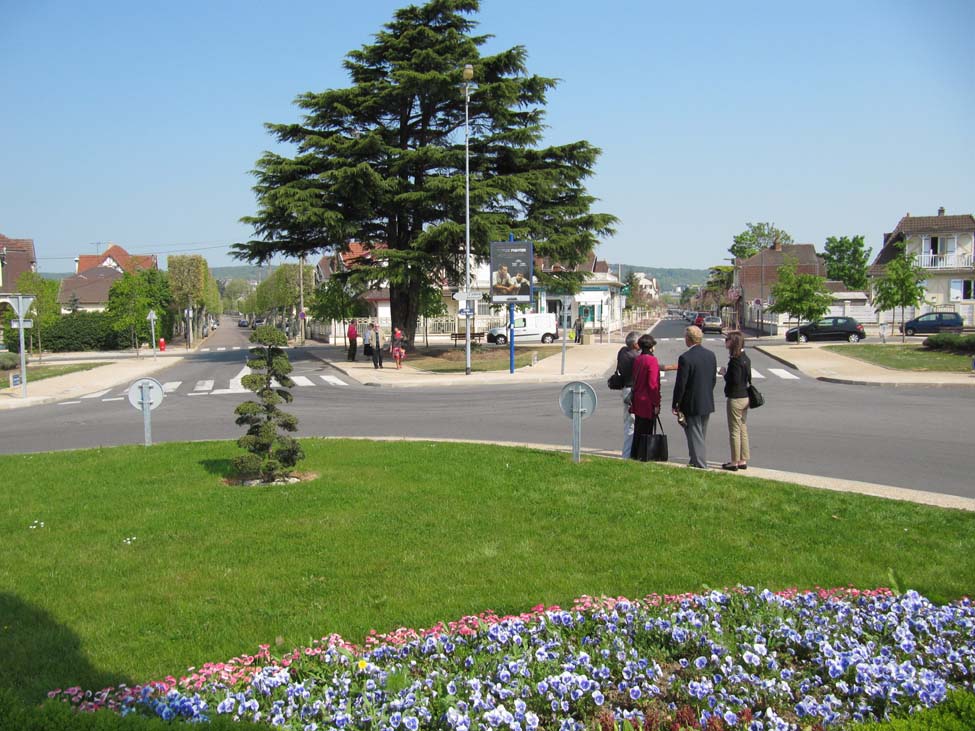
[2,319,973,500]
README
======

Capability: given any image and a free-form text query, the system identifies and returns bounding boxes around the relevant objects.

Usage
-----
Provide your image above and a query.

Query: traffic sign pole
[141,381,153,446]
[147,309,157,361]
[17,296,27,398]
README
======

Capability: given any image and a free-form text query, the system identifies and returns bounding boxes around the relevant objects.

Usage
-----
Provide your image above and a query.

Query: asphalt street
[2,319,973,500]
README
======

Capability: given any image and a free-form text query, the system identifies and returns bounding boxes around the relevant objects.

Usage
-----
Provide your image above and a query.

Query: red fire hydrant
[159,338,166,352]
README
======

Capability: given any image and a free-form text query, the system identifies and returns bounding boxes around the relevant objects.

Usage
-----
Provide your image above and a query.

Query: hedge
[3,312,125,354]
[856,691,975,730]
[0,353,18,370]
[922,333,975,355]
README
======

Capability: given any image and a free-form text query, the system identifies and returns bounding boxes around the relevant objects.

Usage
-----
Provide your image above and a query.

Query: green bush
[42,312,123,353]
[0,352,18,370]
[923,333,975,354]
[854,691,975,729]
[0,688,265,730]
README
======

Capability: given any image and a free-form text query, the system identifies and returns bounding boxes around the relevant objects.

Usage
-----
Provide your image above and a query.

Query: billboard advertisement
[490,240,533,304]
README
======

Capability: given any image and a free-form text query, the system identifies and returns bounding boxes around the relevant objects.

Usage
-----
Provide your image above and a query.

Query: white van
[486,313,559,345]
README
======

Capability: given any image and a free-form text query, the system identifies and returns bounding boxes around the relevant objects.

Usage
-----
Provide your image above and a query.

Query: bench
[451,332,485,346]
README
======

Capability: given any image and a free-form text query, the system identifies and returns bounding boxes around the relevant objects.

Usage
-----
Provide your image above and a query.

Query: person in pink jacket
[628,334,661,459]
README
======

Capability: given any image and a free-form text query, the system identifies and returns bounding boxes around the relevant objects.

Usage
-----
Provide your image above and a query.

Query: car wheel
[905,328,915,336]
[495,335,507,345]
[848,333,860,343]
[798,334,808,344]
[541,333,554,344]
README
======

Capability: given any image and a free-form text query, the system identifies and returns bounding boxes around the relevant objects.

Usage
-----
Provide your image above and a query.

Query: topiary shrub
[232,325,304,483]
[923,333,975,354]
[0,352,18,370]
[40,312,124,352]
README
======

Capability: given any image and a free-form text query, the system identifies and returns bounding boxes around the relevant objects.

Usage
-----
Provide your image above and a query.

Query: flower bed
[50,587,974,730]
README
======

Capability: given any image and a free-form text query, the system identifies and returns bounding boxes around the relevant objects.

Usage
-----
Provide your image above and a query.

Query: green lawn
[2,361,109,387]
[823,343,974,372]
[407,344,560,372]
[1,439,973,705]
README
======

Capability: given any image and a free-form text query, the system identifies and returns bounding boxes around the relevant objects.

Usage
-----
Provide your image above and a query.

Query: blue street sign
[457,308,474,317]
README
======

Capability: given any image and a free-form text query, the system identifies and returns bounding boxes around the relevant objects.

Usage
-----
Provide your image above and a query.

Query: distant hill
[612,264,709,293]
[210,265,264,282]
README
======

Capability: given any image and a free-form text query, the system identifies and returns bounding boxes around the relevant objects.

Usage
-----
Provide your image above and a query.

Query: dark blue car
[900,312,963,336]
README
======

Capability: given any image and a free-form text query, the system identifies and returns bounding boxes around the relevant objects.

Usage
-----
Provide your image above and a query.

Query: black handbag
[607,371,624,390]
[363,343,374,356]
[747,384,764,409]
[638,416,669,462]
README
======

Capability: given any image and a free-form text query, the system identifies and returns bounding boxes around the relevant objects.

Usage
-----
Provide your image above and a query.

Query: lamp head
[463,64,474,82]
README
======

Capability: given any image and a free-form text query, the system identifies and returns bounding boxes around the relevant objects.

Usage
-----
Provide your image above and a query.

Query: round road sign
[127,377,165,411]
[558,381,597,420]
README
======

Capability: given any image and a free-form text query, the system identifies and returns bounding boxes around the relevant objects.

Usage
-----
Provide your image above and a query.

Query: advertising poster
[490,240,533,304]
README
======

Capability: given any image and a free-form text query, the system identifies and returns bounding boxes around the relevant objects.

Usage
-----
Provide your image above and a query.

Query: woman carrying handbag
[719,330,751,471]
[628,334,662,460]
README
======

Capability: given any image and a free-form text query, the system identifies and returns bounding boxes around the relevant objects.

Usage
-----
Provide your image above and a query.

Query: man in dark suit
[672,325,716,468]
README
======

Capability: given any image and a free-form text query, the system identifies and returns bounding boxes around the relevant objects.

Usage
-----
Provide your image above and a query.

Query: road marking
[188,392,208,396]
[102,396,125,402]
[162,381,181,392]
[82,389,111,399]
[201,348,211,352]
[194,380,214,391]
[232,346,241,350]
[291,375,315,387]
[211,366,250,395]
[320,375,347,386]
[750,369,766,379]
[217,347,226,351]
[57,401,81,406]
[769,368,799,380]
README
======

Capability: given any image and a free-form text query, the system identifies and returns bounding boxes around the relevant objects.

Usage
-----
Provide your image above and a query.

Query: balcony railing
[915,253,974,269]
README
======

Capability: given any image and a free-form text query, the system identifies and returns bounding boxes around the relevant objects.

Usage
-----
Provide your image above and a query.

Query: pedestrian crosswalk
[658,366,794,382]
[58,370,350,406]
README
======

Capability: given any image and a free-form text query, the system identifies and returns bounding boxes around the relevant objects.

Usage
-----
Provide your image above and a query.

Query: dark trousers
[372,346,384,369]
[630,415,654,459]
[347,337,357,361]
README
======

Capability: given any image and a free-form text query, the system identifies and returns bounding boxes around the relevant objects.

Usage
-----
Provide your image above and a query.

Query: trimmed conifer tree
[233,325,304,482]
[234,0,616,347]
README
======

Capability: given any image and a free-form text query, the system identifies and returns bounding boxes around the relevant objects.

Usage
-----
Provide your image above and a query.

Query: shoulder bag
[638,415,669,462]
[745,357,764,409]
[607,370,624,390]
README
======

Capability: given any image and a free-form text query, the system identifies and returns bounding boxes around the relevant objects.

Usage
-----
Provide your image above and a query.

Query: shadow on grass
[200,458,234,478]
[0,592,132,705]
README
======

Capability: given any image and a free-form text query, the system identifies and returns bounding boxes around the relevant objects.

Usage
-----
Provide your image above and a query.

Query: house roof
[535,252,614,275]
[0,233,38,289]
[57,266,123,305]
[873,210,975,268]
[737,243,825,271]
[76,243,157,274]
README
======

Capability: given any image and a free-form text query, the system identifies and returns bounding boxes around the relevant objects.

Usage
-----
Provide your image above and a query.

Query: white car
[487,313,559,345]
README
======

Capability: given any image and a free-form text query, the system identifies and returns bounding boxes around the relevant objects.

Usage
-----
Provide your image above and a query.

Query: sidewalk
[751,340,975,387]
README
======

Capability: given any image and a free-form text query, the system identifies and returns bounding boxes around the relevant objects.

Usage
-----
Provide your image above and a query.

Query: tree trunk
[389,281,420,350]
[900,306,905,343]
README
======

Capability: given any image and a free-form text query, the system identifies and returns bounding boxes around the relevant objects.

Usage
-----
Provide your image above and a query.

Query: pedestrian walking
[718,331,750,471]
[573,316,584,343]
[615,331,640,458]
[391,327,406,369]
[371,323,384,369]
[347,320,358,361]
[629,334,661,460]
[363,323,374,358]
[671,325,717,468]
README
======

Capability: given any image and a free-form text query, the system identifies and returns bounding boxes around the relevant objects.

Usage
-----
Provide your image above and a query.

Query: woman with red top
[629,333,662,459]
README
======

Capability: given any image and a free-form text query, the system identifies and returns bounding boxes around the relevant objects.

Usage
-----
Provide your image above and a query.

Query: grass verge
[1,439,973,705]
[1,361,110,386]
[823,344,973,372]
[407,344,560,372]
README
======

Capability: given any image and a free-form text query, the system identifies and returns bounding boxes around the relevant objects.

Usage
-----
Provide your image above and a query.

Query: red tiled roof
[0,233,37,288]
[76,243,157,274]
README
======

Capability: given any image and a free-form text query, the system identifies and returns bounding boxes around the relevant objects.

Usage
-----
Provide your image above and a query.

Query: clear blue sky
[2,0,973,273]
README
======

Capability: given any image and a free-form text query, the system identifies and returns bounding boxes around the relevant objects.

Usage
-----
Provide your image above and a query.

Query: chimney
[938,206,945,216]
[772,238,783,252]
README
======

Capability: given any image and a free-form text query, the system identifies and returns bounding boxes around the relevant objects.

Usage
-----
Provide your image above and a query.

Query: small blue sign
[457,308,474,317]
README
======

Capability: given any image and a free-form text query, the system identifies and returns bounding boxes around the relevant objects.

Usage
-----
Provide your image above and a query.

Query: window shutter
[949,280,962,301]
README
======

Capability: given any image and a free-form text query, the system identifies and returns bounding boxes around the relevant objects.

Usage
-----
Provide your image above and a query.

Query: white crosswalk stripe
[162,381,182,392]
[291,375,315,387]
[320,375,348,386]
[750,369,766,379]
[768,368,799,380]
[194,380,214,391]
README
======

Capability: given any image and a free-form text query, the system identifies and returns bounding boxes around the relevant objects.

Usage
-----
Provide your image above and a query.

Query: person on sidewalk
[629,334,661,460]
[672,325,716,468]
[391,327,406,369]
[347,320,358,361]
[371,323,384,369]
[362,323,374,359]
[616,331,640,458]
[573,316,584,343]
[718,330,750,471]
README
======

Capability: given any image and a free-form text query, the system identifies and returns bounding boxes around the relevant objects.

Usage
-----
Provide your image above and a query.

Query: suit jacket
[672,344,717,416]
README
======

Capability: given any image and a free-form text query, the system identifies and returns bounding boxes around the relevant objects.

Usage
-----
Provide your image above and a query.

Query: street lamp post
[463,63,474,376]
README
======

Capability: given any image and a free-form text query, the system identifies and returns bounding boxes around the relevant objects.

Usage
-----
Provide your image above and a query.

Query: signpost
[0,293,34,398]
[147,309,157,360]
[127,377,165,446]
[558,381,597,463]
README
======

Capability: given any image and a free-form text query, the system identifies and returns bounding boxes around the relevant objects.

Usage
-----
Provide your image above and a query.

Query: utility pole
[298,254,305,345]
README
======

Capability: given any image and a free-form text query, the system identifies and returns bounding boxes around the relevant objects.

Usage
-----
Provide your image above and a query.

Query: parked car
[701,315,723,334]
[899,312,963,336]
[785,316,866,343]
[251,317,266,328]
[238,318,249,328]
[486,313,559,345]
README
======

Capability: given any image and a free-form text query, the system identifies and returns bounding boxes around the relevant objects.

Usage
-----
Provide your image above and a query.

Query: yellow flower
[357,660,368,671]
